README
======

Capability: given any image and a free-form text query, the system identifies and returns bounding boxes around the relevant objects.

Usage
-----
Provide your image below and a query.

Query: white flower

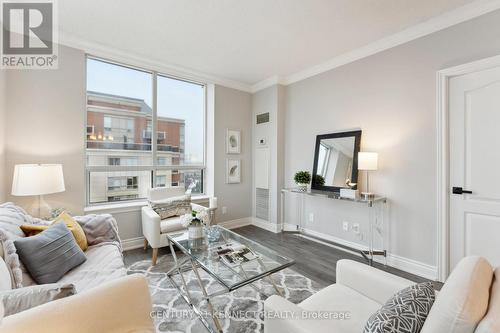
[180,214,193,228]
[196,210,209,224]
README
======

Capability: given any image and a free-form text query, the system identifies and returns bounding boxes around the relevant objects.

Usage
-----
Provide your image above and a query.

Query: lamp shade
[358,152,378,171]
[11,164,65,196]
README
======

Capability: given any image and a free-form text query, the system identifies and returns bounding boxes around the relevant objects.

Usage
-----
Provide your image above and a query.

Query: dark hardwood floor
[124,225,442,289]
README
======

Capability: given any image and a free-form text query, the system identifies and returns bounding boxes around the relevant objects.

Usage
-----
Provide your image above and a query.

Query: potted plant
[294,171,311,192]
[181,210,206,239]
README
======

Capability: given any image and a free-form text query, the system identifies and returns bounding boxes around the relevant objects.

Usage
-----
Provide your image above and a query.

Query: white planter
[296,183,308,192]
[188,225,204,239]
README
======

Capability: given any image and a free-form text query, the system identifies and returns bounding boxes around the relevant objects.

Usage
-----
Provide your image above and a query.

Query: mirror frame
[311,130,362,192]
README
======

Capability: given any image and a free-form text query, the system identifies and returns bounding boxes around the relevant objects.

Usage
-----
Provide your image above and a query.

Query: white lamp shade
[11,164,65,196]
[358,152,378,171]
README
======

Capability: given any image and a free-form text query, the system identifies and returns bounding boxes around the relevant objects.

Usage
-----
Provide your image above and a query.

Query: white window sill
[84,195,210,214]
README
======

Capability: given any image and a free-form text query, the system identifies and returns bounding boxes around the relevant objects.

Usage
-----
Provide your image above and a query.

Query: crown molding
[249,75,285,93]
[251,0,500,92]
[58,32,253,93]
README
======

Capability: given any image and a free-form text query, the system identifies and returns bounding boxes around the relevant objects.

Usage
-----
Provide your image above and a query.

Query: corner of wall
[214,85,253,222]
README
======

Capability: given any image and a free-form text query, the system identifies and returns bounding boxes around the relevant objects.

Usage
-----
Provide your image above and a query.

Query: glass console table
[280,188,388,265]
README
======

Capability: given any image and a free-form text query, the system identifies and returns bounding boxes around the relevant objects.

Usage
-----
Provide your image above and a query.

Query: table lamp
[11,164,65,218]
[358,152,378,199]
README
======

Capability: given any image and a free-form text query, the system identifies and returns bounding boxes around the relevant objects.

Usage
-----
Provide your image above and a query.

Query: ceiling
[59,0,483,88]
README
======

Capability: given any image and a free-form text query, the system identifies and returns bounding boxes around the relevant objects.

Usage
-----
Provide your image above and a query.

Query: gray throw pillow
[14,222,86,284]
[364,282,435,333]
[0,283,76,316]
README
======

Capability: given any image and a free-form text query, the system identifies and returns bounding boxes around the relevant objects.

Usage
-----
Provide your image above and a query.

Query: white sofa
[0,274,155,333]
[141,187,214,265]
[0,203,126,293]
[265,256,499,333]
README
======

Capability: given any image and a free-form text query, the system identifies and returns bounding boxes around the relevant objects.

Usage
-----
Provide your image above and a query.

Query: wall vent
[256,113,270,124]
[256,188,269,221]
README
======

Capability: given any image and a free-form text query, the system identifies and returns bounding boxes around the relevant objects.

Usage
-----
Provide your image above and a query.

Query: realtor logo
[1,0,58,69]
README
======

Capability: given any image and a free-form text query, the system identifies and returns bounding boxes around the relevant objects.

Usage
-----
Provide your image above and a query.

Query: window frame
[85,55,207,207]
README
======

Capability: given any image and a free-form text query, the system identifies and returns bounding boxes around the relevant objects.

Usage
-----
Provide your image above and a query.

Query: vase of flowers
[182,210,205,239]
[294,171,311,192]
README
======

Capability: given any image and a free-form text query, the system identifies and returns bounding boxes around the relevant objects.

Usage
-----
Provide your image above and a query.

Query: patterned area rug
[127,253,324,333]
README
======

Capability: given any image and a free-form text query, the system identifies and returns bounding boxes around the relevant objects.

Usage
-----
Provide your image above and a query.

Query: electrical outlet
[342,221,349,232]
[308,213,314,223]
[352,223,360,234]
[222,206,227,214]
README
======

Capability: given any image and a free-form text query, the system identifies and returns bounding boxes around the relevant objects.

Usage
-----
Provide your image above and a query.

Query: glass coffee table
[165,225,295,333]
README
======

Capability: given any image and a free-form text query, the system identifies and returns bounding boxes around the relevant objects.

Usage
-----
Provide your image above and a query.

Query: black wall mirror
[311,130,362,192]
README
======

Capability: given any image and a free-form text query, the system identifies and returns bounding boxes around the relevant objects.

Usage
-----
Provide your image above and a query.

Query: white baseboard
[122,237,145,251]
[219,216,281,233]
[283,223,298,232]
[217,217,253,229]
[251,217,280,233]
[301,227,438,280]
[385,254,437,281]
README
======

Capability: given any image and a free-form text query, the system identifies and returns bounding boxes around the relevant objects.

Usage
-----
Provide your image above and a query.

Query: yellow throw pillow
[21,213,89,251]
[20,224,49,237]
[52,212,88,251]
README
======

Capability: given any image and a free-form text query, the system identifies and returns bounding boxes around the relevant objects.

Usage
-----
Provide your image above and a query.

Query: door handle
[452,187,473,195]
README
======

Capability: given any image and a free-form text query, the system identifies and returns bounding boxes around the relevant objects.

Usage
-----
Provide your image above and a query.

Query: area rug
[126,253,324,333]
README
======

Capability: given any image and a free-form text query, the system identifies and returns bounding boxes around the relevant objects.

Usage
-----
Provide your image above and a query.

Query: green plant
[190,210,202,225]
[294,171,311,184]
[313,174,325,186]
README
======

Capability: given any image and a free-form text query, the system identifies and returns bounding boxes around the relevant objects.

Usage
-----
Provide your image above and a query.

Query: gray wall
[0,70,5,202]
[283,9,500,267]
[1,51,253,240]
[214,85,253,222]
[4,45,86,215]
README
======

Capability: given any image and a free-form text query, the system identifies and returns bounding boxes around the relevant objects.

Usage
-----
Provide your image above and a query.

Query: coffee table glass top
[166,225,295,291]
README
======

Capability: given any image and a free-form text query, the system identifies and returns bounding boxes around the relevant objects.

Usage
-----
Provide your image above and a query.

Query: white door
[449,66,500,272]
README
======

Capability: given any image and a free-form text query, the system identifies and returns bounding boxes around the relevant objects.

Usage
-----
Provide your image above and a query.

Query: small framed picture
[226,129,241,154]
[226,159,241,184]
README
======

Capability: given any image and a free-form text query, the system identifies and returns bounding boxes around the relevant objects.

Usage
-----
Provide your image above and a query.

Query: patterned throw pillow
[150,195,192,220]
[364,282,435,333]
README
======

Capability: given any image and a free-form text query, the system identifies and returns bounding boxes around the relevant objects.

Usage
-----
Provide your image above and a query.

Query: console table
[280,188,388,265]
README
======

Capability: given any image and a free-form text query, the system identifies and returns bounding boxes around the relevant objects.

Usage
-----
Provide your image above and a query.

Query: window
[86,57,206,205]
[156,175,167,187]
[108,157,138,166]
[108,176,138,191]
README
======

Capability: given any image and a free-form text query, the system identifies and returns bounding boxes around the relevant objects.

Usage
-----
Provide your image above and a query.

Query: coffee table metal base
[166,242,283,333]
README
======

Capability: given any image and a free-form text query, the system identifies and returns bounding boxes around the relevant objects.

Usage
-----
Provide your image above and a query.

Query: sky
[86,58,205,164]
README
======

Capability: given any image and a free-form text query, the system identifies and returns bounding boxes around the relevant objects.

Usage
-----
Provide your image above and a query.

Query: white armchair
[264,259,414,333]
[141,187,215,265]
[265,257,499,333]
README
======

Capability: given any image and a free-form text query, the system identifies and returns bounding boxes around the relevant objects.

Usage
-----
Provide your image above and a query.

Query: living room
[0,1,499,332]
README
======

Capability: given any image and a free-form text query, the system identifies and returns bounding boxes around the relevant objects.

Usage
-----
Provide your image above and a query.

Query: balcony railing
[86,140,181,153]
